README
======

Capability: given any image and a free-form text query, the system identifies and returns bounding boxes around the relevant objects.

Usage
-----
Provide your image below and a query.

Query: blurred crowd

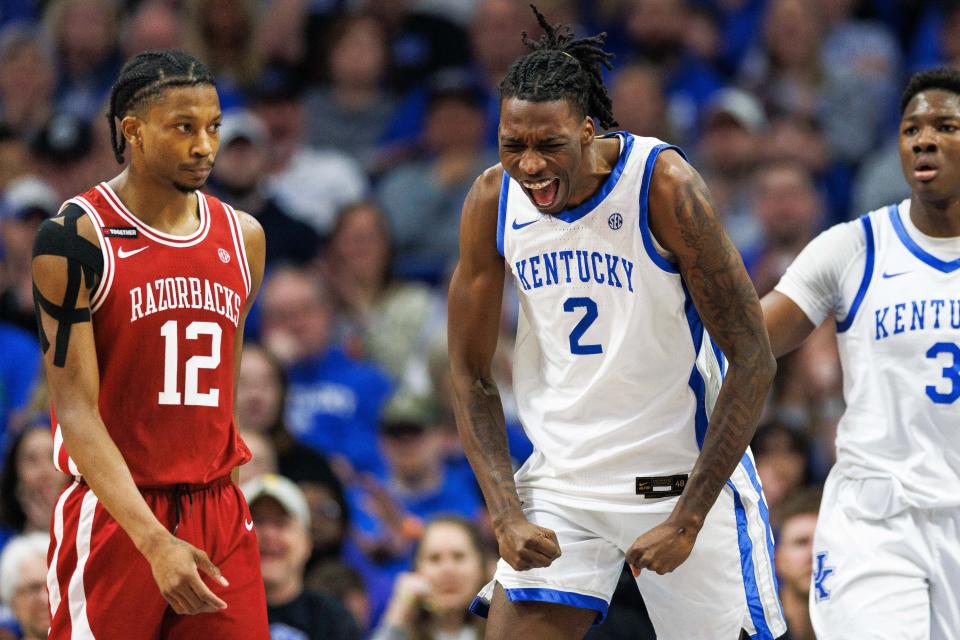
[0,0,947,638]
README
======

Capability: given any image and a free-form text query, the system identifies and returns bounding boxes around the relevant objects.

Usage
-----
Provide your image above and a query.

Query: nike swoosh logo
[244,519,254,531]
[882,270,911,279]
[117,246,148,259]
[512,219,539,230]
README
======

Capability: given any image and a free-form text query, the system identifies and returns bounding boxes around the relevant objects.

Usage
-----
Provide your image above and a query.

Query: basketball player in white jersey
[448,8,786,640]
[762,67,960,640]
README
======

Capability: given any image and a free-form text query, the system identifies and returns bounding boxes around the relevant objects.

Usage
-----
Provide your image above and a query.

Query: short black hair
[900,67,960,115]
[499,5,618,129]
[106,49,216,164]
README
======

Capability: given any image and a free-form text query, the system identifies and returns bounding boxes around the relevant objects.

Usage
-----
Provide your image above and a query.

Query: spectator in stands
[0,127,28,190]
[251,70,368,236]
[260,266,392,476]
[695,87,767,251]
[623,0,724,144]
[28,114,101,203]
[774,489,822,640]
[0,24,56,135]
[239,429,278,483]
[208,110,320,267]
[739,0,824,118]
[244,473,360,640]
[183,0,261,103]
[1,176,58,332]
[320,201,440,387]
[0,418,69,552]
[743,160,823,296]
[377,69,497,281]
[751,422,813,528]
[372,516,489,640]
[308,562,372,635]
[0,532,48,640]
[607,63,675,141]
[44,0,122,120]
[120,0,184,59]
[377,392,482,524]
[306,13,396,170]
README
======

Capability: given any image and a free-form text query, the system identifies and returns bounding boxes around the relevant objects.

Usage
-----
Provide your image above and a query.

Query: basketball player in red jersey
[31,50,269,638]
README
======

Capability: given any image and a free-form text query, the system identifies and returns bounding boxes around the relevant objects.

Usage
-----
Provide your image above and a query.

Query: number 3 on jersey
[926,342,960,404]
[158,320,222,406]
[564,297,603,355]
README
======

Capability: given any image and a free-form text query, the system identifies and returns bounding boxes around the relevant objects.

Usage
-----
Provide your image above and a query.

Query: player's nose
[518,149,547,176]
[913,125,938,153]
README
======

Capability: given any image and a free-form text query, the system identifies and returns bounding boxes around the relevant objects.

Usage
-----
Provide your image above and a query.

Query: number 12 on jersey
[158,320,222,406]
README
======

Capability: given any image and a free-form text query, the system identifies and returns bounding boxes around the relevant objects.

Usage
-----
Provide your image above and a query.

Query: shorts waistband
[77,474,233,493]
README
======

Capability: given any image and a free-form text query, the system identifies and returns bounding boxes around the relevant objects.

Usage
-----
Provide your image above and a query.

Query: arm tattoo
[32,205,103,367]
[462,378,522,521]
[672,175,774,520]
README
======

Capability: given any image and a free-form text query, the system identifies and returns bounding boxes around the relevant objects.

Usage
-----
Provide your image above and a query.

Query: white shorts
[810,472,960,640]
[472,456,786,640]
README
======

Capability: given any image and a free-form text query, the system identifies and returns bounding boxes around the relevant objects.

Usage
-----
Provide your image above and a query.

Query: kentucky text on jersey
[129,276,243,326]
[874,298,960,340]
[514,249,636,292]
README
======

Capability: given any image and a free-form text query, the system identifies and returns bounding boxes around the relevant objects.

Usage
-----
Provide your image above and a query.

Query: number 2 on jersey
[926,342,960,404]
[158,320,222,406]
[563,297,602,355]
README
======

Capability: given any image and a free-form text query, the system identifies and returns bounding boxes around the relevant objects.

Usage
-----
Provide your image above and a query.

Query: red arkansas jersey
[51,182,252,485]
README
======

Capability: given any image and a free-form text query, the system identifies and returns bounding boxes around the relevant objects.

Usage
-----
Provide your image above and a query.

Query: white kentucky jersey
[498,133,734,510]
[831,201,959,511]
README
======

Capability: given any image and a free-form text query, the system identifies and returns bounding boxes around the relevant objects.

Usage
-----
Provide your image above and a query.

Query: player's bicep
[648,154,770,363]
[761,291,816,358]
[32,217,103,413]
[448,172,505,380]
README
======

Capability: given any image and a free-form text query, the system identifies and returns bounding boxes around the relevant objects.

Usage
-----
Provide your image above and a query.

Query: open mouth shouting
[522,177,560,209]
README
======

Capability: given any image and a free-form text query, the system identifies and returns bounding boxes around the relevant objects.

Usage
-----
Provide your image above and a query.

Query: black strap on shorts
[635,474,688,499]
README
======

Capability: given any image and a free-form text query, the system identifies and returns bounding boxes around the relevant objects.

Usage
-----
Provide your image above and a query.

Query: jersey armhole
[67,197,114,312]
[496,170,509,258]
[221,200,253,296]
[836,214,875,333]
[639,144,686,274]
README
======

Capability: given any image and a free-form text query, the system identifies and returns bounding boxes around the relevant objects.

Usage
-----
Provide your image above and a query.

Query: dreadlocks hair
[106,50,216,164]
[499,5,617,129]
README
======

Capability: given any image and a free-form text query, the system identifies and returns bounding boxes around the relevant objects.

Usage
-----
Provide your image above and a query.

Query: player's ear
[581,115,595,145]
[120,114,144,152]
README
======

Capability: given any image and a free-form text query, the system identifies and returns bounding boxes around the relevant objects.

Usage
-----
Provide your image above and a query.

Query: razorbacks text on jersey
[50,182,252,485]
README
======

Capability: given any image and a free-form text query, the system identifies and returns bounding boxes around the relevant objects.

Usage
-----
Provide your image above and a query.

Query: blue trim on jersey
[710,337,727,377]
[639,144,687,274]
[552,132,635,224]
[836,214,875,333]
[889,203,960,273]
[682,282,710,448]
[739,453,783,615]
[505,588,608,624]
[496,170,510,257]
[469,595,490,618]
[731,489,775,640]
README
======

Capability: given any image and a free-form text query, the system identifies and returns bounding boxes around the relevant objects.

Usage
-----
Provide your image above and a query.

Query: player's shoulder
[38,201,101,247]
[471,163,506,206]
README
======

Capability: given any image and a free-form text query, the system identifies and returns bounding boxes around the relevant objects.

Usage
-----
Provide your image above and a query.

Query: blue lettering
[576,250,591,283]
[606,254,622,288]
[530,255,543,288]
[894,303,906,334]
[931,299,946,328]
[910,300,926,331]
[559,250,574,283]
[543,252,558,286]
[622,259,635,293]
[875,307,890,340]
[515,260,532,290]
[591,252,605,284]
[952,300,960,329]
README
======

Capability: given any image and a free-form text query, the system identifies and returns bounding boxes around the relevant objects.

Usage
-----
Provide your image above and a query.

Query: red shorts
[47,476,269,639]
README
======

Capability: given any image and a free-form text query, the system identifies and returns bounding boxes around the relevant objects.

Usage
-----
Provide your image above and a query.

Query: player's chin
[173,178,205,194]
